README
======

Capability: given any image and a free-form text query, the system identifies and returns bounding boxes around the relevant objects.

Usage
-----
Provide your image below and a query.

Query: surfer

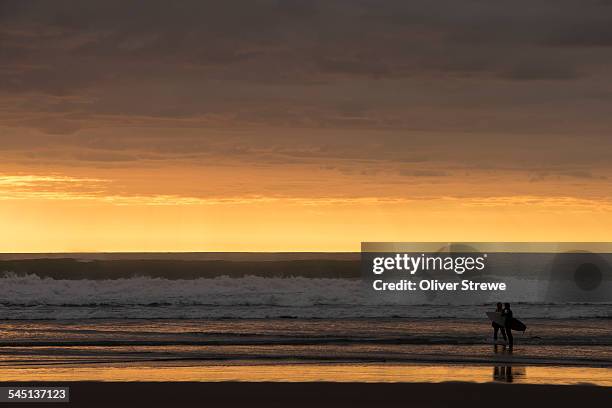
[492,302,507,344]
[503,303,514,349]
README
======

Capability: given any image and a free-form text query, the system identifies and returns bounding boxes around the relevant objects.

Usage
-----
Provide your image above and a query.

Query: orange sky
[1,127,612,252]
[2,2,612,251]
[1,161,612,252]
[2,195,612,252]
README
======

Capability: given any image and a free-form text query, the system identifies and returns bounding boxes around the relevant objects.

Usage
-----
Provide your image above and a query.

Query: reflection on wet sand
[491,343,525,383]
[493,366,527,383]
[0,363,609,386]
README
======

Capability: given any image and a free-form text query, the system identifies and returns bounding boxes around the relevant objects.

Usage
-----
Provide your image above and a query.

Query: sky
[1,0,612,251]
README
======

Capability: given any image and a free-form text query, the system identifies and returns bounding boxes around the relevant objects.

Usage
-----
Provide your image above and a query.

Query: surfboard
[486,311,505,326]
[486,312,527,332]
[510,318,526,332]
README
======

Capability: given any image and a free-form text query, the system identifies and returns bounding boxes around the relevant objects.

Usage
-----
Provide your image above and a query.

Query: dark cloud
[502,61,582,81]
[547,21,612,47]
[2,0,611,90]
[0,0,611,178]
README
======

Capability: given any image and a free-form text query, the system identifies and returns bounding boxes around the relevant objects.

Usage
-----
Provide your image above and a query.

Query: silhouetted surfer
[503,303,513,349]
[492,302,507,343]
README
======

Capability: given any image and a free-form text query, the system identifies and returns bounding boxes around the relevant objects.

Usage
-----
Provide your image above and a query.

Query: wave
[0,273,363,307]
[0,336,607,347]
[0,273,610,319]
[0,258,360,279]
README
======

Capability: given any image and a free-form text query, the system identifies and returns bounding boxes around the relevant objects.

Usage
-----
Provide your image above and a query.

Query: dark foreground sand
[1,382,609,408]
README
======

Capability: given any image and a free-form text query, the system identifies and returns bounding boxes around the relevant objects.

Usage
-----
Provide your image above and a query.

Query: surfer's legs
[493,325,507,343]
[505,327,513,348]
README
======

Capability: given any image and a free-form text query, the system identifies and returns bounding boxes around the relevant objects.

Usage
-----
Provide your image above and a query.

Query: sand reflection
[0,363,609,386]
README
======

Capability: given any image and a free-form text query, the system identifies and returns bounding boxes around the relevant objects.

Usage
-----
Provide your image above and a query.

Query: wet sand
[0,362,610,386]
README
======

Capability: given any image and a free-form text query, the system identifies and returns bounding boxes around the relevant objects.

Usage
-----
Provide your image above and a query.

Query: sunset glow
[2,1,612,252]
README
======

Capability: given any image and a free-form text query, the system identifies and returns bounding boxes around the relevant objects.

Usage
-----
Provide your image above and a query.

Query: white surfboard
[486,311,505,326]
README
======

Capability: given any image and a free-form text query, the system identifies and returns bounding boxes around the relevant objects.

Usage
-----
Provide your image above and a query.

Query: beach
[0,318,610,364]
[0,318,609,382]
[0,255,610,406]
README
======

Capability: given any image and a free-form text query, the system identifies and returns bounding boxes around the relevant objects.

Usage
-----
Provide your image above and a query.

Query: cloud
[0,0,611,196]
[0,173,109,199]
[502,60,582,81]
[399,169,450,177]
[530,170,609,182]
[547,20,612,47]
[1,0,611,93]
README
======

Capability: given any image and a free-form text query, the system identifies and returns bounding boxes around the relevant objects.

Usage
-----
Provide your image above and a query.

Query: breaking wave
[0,273,609,319]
